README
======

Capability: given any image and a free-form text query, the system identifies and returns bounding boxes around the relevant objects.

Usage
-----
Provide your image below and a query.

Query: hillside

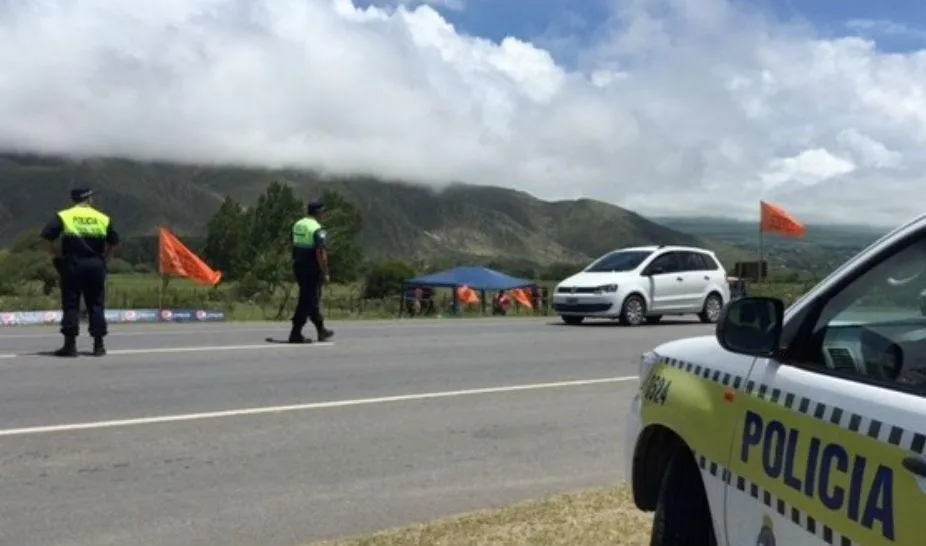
[0,153,748,268]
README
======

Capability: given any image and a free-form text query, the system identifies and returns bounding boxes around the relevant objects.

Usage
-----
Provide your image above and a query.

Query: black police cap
[307,200,325,214]
[70,188,94,202]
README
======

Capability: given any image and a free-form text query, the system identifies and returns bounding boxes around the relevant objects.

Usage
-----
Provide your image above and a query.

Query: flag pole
[757,200,764,285]
[157,226,163,310]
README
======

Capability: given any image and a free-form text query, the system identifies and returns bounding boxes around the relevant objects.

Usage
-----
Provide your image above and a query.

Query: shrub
[362,261,417,300]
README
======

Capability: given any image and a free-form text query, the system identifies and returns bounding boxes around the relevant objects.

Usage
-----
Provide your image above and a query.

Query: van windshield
[585,250,652,272]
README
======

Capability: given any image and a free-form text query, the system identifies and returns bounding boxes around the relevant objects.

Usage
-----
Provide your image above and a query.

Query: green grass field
[0,272,813,321]
[0,273,558,321]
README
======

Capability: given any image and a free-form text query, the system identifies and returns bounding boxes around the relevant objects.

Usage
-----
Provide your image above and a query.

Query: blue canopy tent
[403,266,535,316]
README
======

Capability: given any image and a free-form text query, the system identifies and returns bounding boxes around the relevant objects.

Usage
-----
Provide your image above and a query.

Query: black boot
[288,326,308,344]
[53,335,77,357]
[92,336,106,357]
[316,325,334,342]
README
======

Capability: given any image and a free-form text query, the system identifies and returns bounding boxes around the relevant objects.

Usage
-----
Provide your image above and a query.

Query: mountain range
[0,152,880,272]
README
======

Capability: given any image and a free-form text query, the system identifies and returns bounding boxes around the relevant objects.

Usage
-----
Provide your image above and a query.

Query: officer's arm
[105,222,121,259]
[39,216,64,257]
[314,229,330,279]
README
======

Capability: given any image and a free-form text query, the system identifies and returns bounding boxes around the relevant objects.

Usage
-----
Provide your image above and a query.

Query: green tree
[2,233,59,295]
[320,189,363,283]
[238,181,305,303]
[203,197,249,280]
[363,261,416,299]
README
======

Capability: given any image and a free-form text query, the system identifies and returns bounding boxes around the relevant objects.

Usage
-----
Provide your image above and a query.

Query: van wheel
[619,295,646,326]
[561,315,584,325]
[649,450,717,546]
[698,293,723,324]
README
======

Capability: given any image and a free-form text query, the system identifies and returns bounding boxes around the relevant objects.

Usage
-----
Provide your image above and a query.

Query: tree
[239,181,305,299]
[203,197,249,280]
[1,233,59,295]
[320,189,363,283]
[363,261,417,300]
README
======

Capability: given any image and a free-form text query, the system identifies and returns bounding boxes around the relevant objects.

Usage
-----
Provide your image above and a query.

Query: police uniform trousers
[59,256,108,338]
[291,260,324,332]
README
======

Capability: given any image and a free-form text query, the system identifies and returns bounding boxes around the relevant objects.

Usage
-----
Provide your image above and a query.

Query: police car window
[810,235,926,392]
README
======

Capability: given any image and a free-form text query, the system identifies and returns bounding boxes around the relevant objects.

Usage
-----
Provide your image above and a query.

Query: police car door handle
[676,276,683,282]
[902,456,926,477]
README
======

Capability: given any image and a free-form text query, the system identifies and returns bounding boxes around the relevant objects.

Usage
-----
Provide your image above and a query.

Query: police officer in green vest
[288,200,334,343]
[40,188,120,357]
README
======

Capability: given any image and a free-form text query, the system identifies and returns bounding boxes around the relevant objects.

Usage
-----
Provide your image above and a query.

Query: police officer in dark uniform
[288,200,334,343]
[40,188,120,357]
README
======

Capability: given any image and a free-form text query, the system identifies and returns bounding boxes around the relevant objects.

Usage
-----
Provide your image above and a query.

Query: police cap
[70,188,94,202]
[307,200,325,214]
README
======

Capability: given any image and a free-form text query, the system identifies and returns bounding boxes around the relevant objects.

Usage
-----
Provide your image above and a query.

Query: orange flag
[760,200,806,238]
[158,226,223,286]
[510,288,533,309]
[456,285,480,305]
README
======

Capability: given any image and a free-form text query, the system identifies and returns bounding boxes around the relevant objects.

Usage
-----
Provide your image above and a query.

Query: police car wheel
[620,295,646,326]
[650,450,717,546]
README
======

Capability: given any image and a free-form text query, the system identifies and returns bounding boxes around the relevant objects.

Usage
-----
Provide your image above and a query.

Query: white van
[551,245,731,326]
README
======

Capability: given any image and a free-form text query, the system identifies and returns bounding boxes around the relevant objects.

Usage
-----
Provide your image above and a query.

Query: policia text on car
[287,200,334,344]
[741,409,895,541]
[40,188,120,357]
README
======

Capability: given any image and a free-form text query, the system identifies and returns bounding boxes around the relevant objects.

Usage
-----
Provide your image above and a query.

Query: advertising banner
[0,308,225,327]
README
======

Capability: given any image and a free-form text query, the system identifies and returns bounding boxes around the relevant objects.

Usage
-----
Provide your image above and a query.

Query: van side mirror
[715,297,785,357]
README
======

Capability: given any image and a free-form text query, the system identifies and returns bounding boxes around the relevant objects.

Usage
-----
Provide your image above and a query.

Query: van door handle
[676,276,683,282]
[704,275,710,281]
[902,456,926,477]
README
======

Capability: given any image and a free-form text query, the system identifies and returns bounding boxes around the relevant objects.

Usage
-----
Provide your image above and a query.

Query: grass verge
[308,483,653,546]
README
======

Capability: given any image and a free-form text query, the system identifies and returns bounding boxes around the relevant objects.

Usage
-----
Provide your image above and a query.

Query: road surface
[0,317,714,546]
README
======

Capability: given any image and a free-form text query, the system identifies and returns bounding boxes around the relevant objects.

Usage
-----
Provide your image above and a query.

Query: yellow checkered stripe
[659,355,924,546]
[660,356,926,456]
[692,449,855,546]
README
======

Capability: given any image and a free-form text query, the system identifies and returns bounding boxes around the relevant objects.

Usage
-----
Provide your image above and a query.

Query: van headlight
[595,284,618,294]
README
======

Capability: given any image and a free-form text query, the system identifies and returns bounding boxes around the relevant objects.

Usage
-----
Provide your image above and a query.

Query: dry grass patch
[309,483,653,546]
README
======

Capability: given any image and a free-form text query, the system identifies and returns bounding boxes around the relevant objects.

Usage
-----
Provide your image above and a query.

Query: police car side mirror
[715,296,785,358]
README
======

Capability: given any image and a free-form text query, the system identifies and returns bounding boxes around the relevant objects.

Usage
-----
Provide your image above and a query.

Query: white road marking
[0,342,334,360]
[0,375,639,437]
[0,318,545,339]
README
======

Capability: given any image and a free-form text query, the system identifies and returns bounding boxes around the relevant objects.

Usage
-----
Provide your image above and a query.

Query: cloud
[0,0,924,225]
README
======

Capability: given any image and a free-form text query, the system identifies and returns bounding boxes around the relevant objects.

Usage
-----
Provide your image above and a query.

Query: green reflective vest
[292,217,321,248]
[58,205,110,238]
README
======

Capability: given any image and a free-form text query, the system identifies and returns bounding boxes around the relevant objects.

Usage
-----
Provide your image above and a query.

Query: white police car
[552,245,731,326]
[625,214,926,545]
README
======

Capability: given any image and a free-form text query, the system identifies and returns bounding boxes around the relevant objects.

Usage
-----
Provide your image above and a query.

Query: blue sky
[358,0,926,55]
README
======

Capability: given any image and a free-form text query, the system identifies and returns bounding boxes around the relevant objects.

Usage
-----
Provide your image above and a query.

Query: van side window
[647,252,680,273]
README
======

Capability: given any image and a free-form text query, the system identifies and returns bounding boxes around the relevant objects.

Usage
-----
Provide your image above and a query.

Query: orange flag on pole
[760,200,806,238]
[456,285,480,305]
[510,288,533,309]
[157,226,223,286]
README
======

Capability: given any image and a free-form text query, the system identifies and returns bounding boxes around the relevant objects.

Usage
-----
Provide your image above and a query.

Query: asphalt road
[0,317,714,546]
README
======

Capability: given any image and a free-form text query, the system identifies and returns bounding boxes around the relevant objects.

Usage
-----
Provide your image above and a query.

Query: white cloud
[1,0,925,225]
